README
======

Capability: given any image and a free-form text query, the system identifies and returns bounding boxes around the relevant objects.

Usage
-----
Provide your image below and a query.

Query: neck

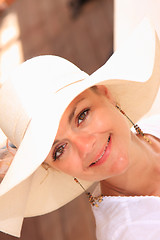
[100,133,160,197]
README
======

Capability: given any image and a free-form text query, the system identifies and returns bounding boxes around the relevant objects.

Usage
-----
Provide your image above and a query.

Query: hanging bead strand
[74,177,103,207]
[116,104,152,144]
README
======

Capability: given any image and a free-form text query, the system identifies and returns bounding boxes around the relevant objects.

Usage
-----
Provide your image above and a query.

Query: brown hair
[0,141,16,182]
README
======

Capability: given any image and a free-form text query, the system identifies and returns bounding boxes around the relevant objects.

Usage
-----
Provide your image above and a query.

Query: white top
[92,114,160,240]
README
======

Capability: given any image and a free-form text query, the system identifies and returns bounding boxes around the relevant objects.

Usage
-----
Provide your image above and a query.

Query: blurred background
[0,0,113,81]
[0,0,113,239]
[1,0,160,239]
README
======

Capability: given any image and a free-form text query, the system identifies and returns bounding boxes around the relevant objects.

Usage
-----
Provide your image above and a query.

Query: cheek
[52,155,82,176]
[89,109,110,132]
[109,154,129,176]
[92,104,120,132]
[107,135,131,177]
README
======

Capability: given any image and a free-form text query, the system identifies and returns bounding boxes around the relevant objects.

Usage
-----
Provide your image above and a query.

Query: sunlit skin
[45,85,160,197]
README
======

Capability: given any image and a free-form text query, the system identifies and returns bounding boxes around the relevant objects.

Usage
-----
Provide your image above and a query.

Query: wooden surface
[0,0,113,239]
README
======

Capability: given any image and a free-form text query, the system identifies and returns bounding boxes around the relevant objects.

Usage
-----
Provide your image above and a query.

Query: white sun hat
[0,18,160,237]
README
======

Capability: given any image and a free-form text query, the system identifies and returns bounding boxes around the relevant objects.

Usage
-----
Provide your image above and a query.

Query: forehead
[66,87,96,110]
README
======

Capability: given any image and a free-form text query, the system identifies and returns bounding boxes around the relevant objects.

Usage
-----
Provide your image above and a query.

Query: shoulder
[92,196,160,240]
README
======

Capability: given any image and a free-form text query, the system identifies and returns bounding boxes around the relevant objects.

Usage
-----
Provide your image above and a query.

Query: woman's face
[45,85,132,182]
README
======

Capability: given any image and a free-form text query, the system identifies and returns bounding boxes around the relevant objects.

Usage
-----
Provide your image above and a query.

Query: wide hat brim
[0,18,160,237]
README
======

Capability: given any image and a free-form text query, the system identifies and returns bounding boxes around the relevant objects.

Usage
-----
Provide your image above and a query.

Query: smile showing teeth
[90,135,111,166]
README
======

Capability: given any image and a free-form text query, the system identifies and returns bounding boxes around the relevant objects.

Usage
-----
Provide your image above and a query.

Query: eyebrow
[68,98,85,124]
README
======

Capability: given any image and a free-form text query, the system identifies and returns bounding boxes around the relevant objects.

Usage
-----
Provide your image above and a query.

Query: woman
[0,19,160,239]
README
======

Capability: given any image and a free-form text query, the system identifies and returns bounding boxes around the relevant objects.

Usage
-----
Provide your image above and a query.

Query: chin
[109,156,129,177]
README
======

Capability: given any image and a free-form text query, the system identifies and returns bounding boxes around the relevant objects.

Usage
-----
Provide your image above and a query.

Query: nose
[72,132,96,158]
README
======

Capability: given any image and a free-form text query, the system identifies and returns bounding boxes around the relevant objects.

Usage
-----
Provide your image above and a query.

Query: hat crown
[0,55,88,147]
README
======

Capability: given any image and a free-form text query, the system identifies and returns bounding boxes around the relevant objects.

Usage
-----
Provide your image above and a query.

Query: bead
[120,110,125,114]
[74,178,103,207]
[74,177,78,183]
[116,104,152,146]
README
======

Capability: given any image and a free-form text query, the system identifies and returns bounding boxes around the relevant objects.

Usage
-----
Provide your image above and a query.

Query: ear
[96,85,115,104]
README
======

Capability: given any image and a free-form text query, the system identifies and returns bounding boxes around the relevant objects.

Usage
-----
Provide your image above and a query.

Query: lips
[89,135,111,167]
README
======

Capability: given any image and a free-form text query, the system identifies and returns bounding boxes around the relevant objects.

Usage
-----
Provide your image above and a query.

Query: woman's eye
[77,109,90,126]
[53,143,67,161]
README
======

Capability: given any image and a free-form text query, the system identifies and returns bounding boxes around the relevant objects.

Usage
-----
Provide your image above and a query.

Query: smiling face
[45,85,132,182]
